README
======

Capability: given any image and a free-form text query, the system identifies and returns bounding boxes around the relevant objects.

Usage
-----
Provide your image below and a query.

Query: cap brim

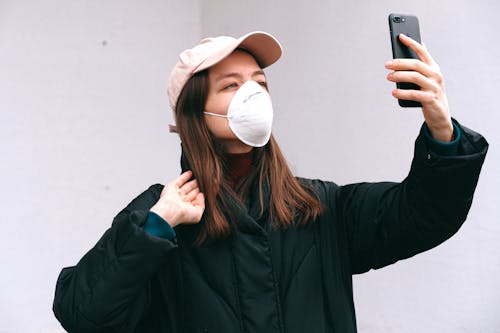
[196,31,282,73]
[237,31,282,68]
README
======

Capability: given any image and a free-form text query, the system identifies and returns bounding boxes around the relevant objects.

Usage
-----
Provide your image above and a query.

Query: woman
[53,31,488,332]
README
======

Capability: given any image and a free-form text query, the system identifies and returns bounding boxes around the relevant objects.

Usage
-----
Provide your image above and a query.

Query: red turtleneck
[225,150,254,188]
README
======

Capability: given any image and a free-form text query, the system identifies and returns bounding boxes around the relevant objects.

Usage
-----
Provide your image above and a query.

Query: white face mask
[204,80,273,147]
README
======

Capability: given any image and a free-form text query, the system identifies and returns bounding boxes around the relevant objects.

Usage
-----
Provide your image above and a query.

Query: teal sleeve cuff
[423,120,461,156]
[144,211,176,240]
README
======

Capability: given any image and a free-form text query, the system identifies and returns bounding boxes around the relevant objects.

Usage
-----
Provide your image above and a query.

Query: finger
[385,58,434,76]
[392,88,437,105]
[180,179,198,194]
[398,34,435,66]
[174,170,193,187]
[386,59,443,86]
[387,71,440,92]
[184,187,200,202]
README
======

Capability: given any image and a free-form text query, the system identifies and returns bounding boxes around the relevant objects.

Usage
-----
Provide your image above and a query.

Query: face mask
[204,80,273,147]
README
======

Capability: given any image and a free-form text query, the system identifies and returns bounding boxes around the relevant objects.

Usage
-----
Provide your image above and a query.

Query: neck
[222,139,253,154]
[225,150,254,188]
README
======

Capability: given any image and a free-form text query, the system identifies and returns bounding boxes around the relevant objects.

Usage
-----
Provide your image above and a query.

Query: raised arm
[340,120,487,274]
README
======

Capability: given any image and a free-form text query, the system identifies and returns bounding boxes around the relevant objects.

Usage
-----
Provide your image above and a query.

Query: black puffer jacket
[53,121,487,333]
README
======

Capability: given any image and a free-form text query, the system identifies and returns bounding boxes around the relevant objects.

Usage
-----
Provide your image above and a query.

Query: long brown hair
[174,69,323,245]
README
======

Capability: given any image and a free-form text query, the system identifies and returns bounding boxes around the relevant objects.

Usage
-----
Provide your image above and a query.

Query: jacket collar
[179,146,271,235]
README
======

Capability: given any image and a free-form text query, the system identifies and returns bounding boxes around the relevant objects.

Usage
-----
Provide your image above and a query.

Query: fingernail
[385,61,393,68]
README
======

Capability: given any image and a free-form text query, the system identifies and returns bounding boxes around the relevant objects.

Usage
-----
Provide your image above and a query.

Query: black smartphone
[388,13,422,107]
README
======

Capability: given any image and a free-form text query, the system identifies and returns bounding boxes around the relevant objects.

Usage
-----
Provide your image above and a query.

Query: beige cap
[167,31,282,110]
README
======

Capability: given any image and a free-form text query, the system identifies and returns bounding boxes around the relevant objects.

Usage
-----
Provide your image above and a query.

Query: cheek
[204,92,236,139]
[205,90,233,115]
[205,116,235,139]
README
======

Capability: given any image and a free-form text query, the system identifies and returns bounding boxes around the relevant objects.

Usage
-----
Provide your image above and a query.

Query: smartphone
[388,13,422,107]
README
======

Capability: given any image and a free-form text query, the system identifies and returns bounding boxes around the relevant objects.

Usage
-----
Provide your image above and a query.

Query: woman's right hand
[149,171,205,228]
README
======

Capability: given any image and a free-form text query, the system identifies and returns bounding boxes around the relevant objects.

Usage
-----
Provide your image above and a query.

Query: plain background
[1,0,498,332]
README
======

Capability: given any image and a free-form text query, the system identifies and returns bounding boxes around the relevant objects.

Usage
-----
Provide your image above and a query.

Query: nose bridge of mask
[229,81,267,114]
[203,80,267,118]
[243,91,263,104]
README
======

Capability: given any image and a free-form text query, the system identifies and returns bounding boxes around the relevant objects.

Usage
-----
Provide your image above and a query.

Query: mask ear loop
[171,111,229,133]
[203,111,229,118]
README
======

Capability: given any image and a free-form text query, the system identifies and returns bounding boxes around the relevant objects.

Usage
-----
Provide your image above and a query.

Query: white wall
[0,0,200,332]
[1,0,498,332]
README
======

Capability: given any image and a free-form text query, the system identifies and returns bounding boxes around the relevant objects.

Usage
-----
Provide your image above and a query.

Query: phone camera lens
[393,16,401,23]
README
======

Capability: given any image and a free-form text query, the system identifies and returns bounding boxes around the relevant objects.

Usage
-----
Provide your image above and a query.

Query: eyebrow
[214,70,266,83]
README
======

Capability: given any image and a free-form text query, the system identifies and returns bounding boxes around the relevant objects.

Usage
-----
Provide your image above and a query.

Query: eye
[222,82,238,90]
[258,81,268,90]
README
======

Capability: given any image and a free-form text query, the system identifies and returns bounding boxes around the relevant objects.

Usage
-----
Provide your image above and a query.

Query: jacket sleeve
[53,184,176,333]
[336,120,488,274]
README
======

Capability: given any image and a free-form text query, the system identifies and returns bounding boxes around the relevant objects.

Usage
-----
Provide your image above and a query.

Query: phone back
[389,14,422,107]
[389,14,421,59]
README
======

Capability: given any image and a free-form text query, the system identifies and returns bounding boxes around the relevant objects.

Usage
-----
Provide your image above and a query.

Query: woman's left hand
[385,34,454,142]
